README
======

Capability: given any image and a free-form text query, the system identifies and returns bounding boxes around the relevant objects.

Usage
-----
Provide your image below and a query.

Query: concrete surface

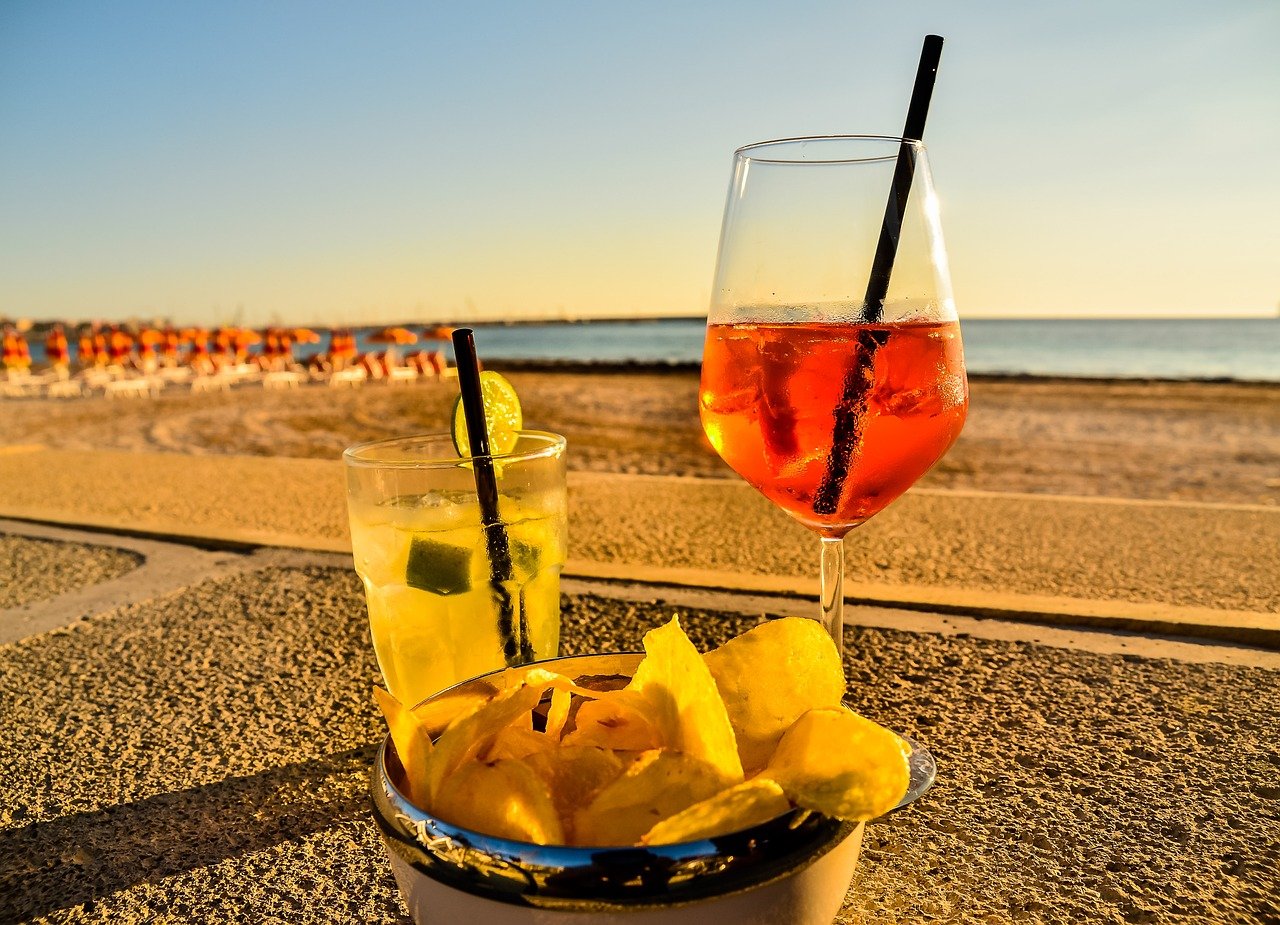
[0,448,1276,646]
[0,537,1277,924]
[0,533,140,611]
[0,521,246,646]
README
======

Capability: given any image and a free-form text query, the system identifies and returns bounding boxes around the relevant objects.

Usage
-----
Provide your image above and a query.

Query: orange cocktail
[700,319,967,536]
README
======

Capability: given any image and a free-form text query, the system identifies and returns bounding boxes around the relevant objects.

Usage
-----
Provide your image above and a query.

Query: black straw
[863,33,943,322]
[812,35,943,516]
[451,328,528,666]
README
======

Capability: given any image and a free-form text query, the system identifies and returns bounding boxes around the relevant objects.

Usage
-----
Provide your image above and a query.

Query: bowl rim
[372,737,858,910]
[369,650,936,908]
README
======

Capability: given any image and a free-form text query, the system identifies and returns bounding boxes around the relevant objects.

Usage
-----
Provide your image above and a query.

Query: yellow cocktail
[344,431,566,708]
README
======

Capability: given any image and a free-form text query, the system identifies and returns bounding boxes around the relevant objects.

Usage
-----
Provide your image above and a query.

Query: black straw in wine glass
[812,34,944,517]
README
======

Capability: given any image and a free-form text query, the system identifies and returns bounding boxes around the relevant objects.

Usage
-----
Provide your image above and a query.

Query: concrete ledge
[1,449,1276,648]
[565,560,1280,649]
[4,510,1274,648]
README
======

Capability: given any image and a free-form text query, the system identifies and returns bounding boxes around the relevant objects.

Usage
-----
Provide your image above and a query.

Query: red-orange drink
[700,320,967,537]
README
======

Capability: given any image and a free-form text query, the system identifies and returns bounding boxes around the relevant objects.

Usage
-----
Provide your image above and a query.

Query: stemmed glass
[699,135,968,653]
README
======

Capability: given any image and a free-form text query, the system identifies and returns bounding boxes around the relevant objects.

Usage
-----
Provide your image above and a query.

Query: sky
[1,0,1277,327]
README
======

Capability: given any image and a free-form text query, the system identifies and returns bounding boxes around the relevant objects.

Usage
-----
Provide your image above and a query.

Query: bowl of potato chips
[370,616,935,924]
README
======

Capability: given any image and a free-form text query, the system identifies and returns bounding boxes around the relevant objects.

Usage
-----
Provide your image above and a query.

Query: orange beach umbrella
[369,326,419,345]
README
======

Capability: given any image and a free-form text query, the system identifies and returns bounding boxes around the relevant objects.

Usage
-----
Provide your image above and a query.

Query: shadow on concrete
[0,744,381,923]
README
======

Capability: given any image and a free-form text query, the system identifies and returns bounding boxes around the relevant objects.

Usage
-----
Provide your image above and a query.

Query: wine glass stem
[819,535,844,655]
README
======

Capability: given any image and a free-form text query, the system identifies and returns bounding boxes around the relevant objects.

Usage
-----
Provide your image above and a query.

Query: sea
[409,318,1279,382]
[26,318,1280,382]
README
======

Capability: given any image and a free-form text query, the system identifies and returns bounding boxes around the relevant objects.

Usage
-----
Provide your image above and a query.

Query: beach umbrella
[234,328,263,344]
[290,327,322,343]
[369,326,419,345]
[422,325,456,341]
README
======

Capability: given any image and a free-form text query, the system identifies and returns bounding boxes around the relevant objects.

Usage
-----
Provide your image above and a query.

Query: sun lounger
[386,366,418,385]
[329,367,367,388]
[262,370,306,390]
[157,366,194,383]
[79,369,116,390]
[190,375,232,394]
[44,380,85,399]
[228,363,262,383]
[2,370,59,396]
[103,377,162,399]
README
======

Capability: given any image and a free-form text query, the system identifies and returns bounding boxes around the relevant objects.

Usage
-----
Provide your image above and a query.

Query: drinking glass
[699,135,967,653]
[344,432,567,708]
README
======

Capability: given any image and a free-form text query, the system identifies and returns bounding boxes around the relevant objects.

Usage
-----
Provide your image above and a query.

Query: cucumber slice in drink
[451,370,522,457]
[405,536,474,596]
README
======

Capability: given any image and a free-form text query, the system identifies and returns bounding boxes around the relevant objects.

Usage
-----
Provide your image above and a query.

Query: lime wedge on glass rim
[451,370,523,457]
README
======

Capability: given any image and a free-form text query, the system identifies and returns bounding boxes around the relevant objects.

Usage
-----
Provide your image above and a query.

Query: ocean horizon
[449,317,1280,383]
[19,317,1280,383]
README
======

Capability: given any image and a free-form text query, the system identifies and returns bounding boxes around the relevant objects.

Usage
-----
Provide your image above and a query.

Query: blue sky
[1,0,1277,325]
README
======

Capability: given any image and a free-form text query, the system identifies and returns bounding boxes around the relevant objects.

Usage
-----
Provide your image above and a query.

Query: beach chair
[104,378,158,399]
[1,369,48,397]
[190,374,231,394]
[262,370,305,390]
[157,366,194,384]
[387,366,418,385]
[359,355,386,383]
[329,367,367,388]
[45,380,86,399]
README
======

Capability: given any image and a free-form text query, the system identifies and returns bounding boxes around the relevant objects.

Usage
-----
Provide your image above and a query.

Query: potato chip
[373,686,434,807]
[761,706,909,821]
[624,616,743,782]
[519,745,635,830]
[572,751,734,846]
[421,667,565,805]
[703,617,845,772]
[411,686,495,735]
[640,777,792,846]
[433,757,565,844]
[483,723,558,761]
[543,686,573,741]
[376,616,916,850]
[561,689,663,751]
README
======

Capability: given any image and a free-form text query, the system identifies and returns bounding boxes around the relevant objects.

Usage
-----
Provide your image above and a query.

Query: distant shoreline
[13,355,1279,389]
[11,316,1278,384]
[484,356,1280,388]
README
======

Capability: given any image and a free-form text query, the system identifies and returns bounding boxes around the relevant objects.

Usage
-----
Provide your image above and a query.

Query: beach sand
[1,370,1276,506]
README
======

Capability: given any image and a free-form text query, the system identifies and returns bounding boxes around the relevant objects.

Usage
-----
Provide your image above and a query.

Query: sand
[0,371,1277,506]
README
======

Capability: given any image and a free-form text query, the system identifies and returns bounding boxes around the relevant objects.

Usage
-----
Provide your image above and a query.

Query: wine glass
[699,135,968,654]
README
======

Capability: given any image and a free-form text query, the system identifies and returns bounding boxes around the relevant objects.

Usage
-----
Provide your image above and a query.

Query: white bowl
[370,652,935,924]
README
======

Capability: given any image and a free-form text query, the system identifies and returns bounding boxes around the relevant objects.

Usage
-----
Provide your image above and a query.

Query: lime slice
[405,536,473,596]
[451,370,522,457]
